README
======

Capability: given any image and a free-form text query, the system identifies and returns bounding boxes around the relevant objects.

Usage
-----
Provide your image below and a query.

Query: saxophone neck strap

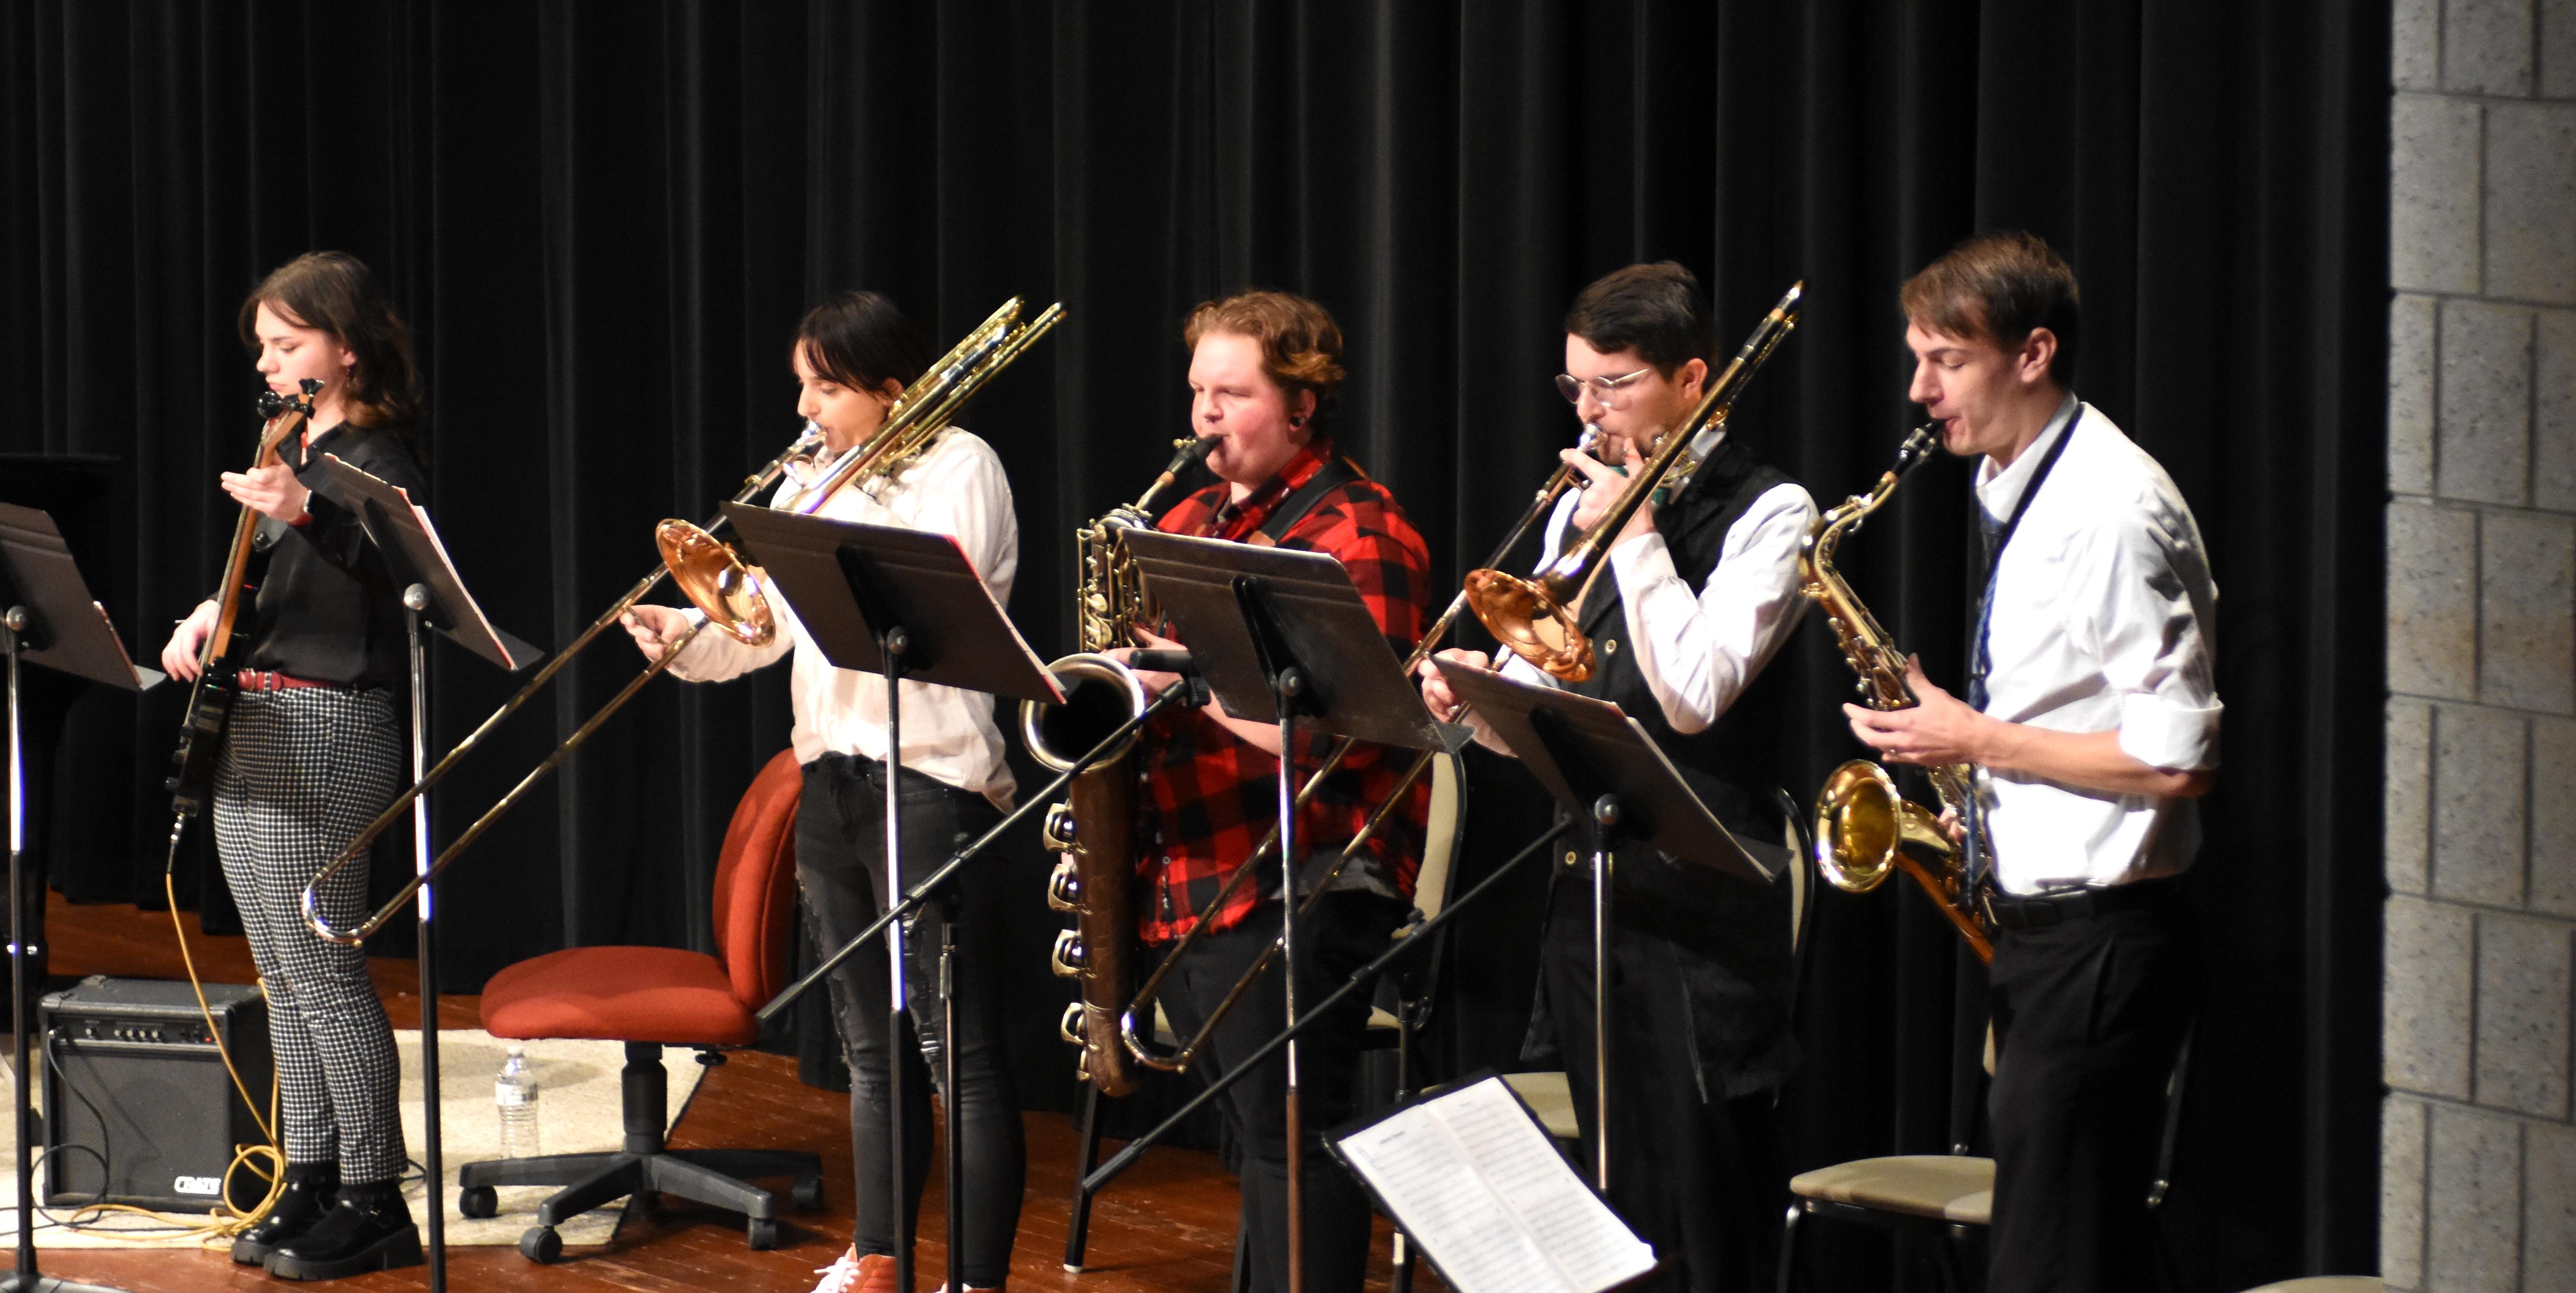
[1967,402,2080,713]
[1254,455,1366,544]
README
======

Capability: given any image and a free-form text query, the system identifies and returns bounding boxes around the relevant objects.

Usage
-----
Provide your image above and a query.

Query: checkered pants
[212,687,408,1184]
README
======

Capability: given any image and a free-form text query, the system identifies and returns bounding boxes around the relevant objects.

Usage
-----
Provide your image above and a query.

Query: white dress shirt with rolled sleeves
[1482,426,1816,739]
[665,428,1020,808]
[1970,397,2221,894]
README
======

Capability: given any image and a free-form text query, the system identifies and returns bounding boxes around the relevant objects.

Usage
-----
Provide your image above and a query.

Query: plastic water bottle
[496,1046,540,1158]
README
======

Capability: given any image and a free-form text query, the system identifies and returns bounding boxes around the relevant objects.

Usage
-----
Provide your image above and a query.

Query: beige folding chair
[1774,966,2194,1292]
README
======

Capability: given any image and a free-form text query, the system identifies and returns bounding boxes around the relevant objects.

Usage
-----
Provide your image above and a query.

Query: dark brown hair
[1182,289,1347,432]
[1900,231,2081,385]
[1563,261,1716,376]
[794,290,932,395]
[238,251,422,431]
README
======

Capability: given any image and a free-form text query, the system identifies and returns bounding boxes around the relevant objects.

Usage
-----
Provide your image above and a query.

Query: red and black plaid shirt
[1134,441,1435,943]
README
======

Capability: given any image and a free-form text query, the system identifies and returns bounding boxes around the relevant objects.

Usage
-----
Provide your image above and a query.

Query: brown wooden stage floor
[26,895,1442,1293]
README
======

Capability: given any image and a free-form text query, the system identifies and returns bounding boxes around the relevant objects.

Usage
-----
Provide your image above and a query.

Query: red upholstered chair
[455,749,823,1262]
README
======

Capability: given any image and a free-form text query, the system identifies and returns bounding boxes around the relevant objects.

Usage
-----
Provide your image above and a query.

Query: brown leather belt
[232,669,336,692]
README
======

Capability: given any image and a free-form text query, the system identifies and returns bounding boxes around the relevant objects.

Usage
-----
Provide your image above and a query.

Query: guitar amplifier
[38,976,273,1213]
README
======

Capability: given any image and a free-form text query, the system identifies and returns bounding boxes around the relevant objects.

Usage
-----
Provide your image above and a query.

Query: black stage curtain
[2,2,2386,1287]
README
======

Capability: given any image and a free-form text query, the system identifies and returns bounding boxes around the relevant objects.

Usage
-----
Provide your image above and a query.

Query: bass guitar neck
[166,380,321,822]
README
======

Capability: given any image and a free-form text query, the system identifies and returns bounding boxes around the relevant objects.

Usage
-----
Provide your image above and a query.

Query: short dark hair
[238,251,422,431]
[1563,261,1716,376]
[1900,231,2081,385]
[795,290,932,394]
[1183,289,1348,433]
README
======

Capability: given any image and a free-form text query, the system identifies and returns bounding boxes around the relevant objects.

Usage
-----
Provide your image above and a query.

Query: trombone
[1114,428,1604,1074]
[301,298,1063,944]
[1464,281,1804,681]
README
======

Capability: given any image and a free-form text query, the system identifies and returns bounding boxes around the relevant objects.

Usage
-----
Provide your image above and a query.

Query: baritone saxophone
[1018,436,1219,1096]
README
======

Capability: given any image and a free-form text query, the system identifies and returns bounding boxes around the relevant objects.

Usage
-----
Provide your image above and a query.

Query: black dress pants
[798,754,1024,1288]
[1986,879,2195,1293]
[1539,872,1786,1293]
[1154,891,1408,1293]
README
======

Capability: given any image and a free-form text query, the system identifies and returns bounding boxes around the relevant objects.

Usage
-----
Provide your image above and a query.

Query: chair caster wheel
[457,1185,497,1219]
[791,1176,825,1211]
[520,1226,563,1263]
[748,1217,781,1250]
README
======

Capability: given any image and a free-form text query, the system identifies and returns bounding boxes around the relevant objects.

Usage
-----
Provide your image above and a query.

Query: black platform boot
[263,1177,424,1281]
[231,1160,338,1264]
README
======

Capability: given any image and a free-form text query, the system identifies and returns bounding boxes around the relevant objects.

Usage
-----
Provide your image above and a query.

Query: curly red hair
[1183,290,1346,430]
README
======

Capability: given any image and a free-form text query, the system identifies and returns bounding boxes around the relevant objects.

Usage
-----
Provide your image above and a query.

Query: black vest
[1530,432,1805,1096]
[1564,432,1796,856]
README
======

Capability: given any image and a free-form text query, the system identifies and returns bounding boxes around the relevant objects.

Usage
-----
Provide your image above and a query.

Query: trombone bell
[1461,569,1593,681]
[655,520,776,647]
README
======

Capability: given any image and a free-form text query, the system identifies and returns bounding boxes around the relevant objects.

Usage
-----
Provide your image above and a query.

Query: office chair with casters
[454,749,824,1262]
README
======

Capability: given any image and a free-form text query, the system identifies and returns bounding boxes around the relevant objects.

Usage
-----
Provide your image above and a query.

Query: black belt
[1980,873,2187,932]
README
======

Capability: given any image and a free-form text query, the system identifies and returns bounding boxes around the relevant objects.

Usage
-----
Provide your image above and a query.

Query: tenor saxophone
[1799,424,1994,963]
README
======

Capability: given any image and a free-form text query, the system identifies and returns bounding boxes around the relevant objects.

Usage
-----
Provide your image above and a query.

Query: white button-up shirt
[1483,426,1816,737]
[666,428,1020,807]
[1971,396,2221,894]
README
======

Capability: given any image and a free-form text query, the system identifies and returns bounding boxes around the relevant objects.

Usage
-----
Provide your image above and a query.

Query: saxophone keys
[1051,929,1090,978]
[1060,1000,1088,1047]
[1042,801,1080,850]
[1046,857,1083,912]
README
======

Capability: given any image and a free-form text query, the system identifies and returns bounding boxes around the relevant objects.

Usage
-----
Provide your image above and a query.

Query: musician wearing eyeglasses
[1109,290,1433,1293]
[1844,233,2216,1293]
[1418,262,1816,1293]
[153,252,430,1280]
[619,292,1027,1293]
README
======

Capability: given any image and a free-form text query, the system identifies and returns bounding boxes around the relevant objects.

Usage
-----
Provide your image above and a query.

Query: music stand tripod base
[0,503,156,1293]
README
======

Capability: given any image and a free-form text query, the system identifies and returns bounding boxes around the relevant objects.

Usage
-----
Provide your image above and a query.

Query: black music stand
[722,502,1061,1293]
[1431,660,1767,1191]
[0,503,158,1293]
[1122,529,1444,1293]
[311,459,541,1293]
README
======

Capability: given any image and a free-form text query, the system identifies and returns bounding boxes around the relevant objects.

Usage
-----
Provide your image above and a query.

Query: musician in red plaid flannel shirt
[1110,290,1431,1292]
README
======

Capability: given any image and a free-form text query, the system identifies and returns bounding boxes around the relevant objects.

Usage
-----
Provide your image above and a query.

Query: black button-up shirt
[224,421,429,689]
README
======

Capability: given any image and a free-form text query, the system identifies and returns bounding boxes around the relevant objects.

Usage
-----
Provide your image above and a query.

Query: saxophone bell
[1813,759,1958,893]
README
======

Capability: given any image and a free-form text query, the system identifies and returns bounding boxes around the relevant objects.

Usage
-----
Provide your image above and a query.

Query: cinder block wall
[2384,3,2576,1290]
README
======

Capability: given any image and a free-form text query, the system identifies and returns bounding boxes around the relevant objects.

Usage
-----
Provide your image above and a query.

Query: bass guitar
[165,378,323,840]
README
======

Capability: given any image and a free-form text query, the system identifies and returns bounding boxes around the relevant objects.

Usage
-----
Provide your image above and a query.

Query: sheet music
[1335,1076,1656,1293]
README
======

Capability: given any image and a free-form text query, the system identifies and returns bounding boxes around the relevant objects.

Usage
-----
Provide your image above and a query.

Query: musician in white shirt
[1845,232,2216,1293]
[621,292,1024,1293]
[1421,262,1815,1293]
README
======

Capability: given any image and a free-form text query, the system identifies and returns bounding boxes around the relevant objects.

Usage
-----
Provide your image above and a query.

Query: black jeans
[798,754,1023,1287]
[1986,878,2196,1293]
[1539,871,1786,1293]
[1153,891,1408,1293]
